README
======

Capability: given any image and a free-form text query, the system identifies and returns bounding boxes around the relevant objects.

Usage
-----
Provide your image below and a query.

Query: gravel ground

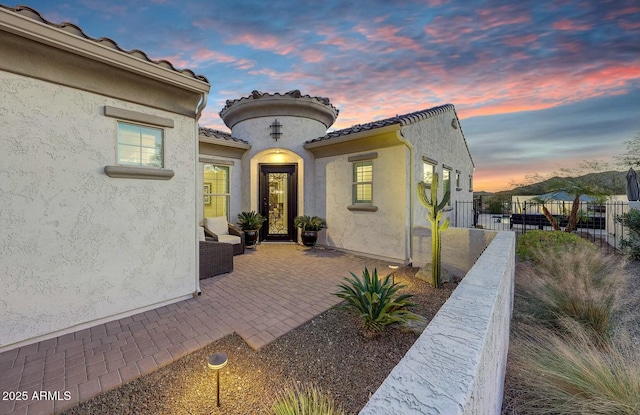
[61,267,454,415]
[501,255,640,415]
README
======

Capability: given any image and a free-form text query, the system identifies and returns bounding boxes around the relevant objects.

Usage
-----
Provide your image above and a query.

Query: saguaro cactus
[417,173,450,288]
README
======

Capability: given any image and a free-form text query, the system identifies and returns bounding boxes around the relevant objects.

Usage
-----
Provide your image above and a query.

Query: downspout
[397,128,414,265]
[193,91,208,298]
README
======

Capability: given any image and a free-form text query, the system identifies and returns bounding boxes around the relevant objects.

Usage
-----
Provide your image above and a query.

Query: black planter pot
[300,230,318,247]
[244,229,259,246]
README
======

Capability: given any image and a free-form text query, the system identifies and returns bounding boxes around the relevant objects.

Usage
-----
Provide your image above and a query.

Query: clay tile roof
[306,104,455,143]
[199,127,250,145]
[219,90,339,116]
[2,5,209,84]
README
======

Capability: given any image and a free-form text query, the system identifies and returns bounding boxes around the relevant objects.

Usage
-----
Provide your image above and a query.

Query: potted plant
[237,211,265,247]
[294,215,327,247]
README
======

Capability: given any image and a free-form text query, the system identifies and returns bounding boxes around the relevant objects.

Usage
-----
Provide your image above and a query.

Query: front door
[259,164,298,242]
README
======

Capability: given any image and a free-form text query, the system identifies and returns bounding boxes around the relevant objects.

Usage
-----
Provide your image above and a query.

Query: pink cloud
[552,19,592,31]
[355,24,423,52]
[502,34,538,47]
[226,33,297,55]
[477,6,531,29]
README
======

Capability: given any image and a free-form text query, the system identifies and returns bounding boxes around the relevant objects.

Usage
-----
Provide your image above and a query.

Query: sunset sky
[12,0,640,191]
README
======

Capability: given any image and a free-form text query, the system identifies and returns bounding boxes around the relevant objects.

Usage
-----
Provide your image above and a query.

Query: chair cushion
[217,234,241,245]
[205,216,229,236]
[198,226,206,241]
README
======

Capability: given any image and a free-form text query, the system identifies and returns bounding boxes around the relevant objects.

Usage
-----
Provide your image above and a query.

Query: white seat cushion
[205,216,229,236]
[198,226,206,242]
[217,234,241,245]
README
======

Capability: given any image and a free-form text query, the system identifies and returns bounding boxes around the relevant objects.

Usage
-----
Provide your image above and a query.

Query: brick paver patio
[0,244,392,415]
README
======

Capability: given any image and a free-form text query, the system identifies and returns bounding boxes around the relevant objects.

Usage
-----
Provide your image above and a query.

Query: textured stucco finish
[233,115,325,216]
[0,72,198,350]
[316,145,410,261]
[360,231,515,415]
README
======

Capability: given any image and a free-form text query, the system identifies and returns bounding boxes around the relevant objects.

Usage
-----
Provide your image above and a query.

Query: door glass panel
[268,173,288,234]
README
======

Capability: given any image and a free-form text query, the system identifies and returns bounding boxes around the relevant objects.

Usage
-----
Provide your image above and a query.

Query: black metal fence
[455,200,629,253]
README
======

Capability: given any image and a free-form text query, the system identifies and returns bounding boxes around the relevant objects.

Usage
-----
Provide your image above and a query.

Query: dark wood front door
[259,164,298,242]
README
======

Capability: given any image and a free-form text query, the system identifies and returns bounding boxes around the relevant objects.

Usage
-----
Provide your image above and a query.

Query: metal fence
[455,200,630,253]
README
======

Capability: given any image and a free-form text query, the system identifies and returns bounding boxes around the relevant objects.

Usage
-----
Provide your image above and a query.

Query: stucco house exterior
[1,5,474,353]
[0,6,210,352]
[198,91,475,266]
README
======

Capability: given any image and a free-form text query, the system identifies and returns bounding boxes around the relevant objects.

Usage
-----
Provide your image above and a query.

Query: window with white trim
[352,160,373,204]
[423,160,435,188]
[117,122,163,167]
[443,167,452,206]
[203,164,230,220]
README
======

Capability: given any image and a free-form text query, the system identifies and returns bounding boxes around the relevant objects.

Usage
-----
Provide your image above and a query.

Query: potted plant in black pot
[294,215,328,247]
[237,211,265,247]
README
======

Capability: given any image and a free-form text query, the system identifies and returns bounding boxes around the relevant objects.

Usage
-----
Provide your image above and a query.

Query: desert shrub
[334,268,423,333]
[517,245,624,339]
[511,321,640,414]
[615,209,640,259]
[272,384,345,415]
[516,230,596,261]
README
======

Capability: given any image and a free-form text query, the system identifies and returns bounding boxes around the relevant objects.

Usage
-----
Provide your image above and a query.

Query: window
[352,161,373,204]
[423,161,435,188]
[469,175,473,192]
[456,170,461,190]
[443,167,452,205]
[203,164,230,220]
[117,122,163,167]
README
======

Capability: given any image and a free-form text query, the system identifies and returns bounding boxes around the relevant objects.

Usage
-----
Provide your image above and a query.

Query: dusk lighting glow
[17,0,640,191]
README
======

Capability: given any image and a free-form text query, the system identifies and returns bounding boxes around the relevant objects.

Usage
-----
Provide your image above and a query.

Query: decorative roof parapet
[306,104,454,143]
[219,90,339,129]
[0,5,209,84]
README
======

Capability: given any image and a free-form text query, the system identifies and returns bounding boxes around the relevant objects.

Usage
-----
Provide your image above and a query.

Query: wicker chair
[204,217,245,256]
[199,240,233,279]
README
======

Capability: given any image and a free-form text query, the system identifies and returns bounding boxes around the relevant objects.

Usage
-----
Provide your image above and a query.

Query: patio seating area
[0,244,391,415]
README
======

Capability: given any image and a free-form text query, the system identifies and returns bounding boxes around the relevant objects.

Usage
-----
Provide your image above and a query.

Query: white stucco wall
[233,116,327,216]
[0,72,198,351]
[404,111,475,266]
[315,145,410,262]
[360,231,515,415]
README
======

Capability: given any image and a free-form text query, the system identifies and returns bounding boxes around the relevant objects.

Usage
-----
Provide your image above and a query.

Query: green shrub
[516,230,596,261]
[272,384,345,415]
[614,209,640,259]
[517,245,624,339]
[334,268,423,333]
[511,321,640,414]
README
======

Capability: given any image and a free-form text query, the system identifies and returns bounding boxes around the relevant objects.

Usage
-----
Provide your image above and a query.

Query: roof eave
[0,8,210,94]
[199,136,251,150]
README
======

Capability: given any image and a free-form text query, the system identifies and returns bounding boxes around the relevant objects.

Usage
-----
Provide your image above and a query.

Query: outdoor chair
[204,216,245,255]
[199,226,233,279]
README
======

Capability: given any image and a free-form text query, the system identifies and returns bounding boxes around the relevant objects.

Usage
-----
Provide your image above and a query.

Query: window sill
[456,187,462,191]
[104,166,175,180]
[347,204,378,212]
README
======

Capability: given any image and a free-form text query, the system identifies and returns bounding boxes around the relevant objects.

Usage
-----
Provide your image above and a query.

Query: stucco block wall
[403,111,474,233]
[360,231,515,415]
[315,146,410,261]
[0,72,198,351]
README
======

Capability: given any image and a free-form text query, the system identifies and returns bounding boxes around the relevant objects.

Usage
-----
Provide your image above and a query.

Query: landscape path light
[388,265,399,284]
[208,352,228,407]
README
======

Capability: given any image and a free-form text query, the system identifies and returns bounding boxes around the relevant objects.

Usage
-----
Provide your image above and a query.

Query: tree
[513,161,612,233]
[614,132,640,169]
[416,173,450,288]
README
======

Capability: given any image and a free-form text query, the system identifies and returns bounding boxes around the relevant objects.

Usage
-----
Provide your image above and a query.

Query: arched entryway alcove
[250,148,304,242]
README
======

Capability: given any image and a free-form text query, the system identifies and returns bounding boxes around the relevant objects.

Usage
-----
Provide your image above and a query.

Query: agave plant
[335,268,423,333]
[237,210,265,231]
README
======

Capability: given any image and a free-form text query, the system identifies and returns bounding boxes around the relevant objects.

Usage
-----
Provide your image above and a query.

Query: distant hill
[510,170,627,196]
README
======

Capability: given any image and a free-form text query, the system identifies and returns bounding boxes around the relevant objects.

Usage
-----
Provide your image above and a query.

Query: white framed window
[422,156,437,188]
[352,160,373,204]
[117,122,163,167]
[443,167,452,206]
[203,164,230,220]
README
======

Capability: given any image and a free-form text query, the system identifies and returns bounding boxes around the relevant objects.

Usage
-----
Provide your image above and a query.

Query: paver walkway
[0,244,392,415]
